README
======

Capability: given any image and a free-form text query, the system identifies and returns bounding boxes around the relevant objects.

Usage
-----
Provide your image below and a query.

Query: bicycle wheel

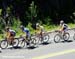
[19,38,27,48]
[12,38,19,47]
[38,37,43,44]
[29,38,36,47]
[42,34,50,43]
[63,33,70,41]
[73,34,75,40]
[54,34,61,43]
[0,40,8,49]
[32,36,39,45]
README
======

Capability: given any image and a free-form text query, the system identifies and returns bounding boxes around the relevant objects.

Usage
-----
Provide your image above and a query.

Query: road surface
[0,29,75,59]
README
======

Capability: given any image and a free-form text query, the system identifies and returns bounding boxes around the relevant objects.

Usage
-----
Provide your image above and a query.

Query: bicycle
[73,33,75,40]
[35,32,50,44]
[54,30,70,43]
[0,38,19,49]
[73,28,75,40]
[18,35,37,48]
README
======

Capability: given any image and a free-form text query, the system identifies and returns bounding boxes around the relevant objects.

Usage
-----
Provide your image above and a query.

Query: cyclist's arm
[20,30,26,37]
[5,32,11,38]
[59,24,63,31]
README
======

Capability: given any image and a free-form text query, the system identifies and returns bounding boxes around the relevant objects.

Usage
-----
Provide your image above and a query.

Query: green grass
[68,23,75,28]
[0,23,75,40]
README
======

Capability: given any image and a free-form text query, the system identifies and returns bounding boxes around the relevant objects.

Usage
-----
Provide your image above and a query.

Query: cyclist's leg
[59,29,64,39]
[40,31,43,41]
[7,37,12,45]
[10,32,16,44]
[10,36,15,45]
[26,33,30,45]
[63,28,67,36]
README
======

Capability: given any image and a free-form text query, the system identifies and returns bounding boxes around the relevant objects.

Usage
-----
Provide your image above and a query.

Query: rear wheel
[54,34,61,43]
[63,33,70,41]
[0,40,8,49]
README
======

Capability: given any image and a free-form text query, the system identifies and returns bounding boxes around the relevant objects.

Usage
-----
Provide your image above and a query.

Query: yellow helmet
[5,26,10,30]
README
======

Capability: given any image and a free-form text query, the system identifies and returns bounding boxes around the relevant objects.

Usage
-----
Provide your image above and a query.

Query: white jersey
[60,23,68,29]
[9,29,15,33]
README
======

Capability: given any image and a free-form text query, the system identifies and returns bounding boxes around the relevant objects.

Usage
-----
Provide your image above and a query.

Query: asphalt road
[0,29,75,59]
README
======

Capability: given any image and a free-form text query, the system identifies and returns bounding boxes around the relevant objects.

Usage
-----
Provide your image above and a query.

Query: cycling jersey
[6,29,16,39]
[22,28,30,37]
[35,25,44,34]
[9,29,16,36]
[60,23,68,31]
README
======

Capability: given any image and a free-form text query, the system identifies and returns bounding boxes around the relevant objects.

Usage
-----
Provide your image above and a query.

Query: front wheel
[54,34,61,43]
[73,33,75,40]
[63,33,70,41]
[19,38,27,48]
[29,38,36,47]
[0,40,8,49]
[42,34,50,43]
[12,39,19,47]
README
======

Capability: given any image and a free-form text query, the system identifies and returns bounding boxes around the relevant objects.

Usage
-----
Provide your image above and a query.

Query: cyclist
[59,20,68,35]
[5,27,16,45]
[20,25,30,45]
[35,23,45,37]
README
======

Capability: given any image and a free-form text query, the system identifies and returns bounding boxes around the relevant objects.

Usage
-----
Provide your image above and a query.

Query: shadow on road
[67,40,73,42]
[27,46,37,50]
[8,46,22,49]
[42,42,50,45]
[61,40,73,43]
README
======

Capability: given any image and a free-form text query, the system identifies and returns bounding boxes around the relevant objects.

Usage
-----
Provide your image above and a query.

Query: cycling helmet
[60,20,64,24]
[20,25,24,30]
[6,26,10,30]
[36,23,40,27]
[5,26,10,31]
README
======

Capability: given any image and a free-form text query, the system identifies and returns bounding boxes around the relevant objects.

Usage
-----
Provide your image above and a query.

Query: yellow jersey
[35,26,44,34]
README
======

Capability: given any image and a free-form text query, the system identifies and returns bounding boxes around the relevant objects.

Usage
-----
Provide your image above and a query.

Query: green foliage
[43,16,52,24]
[0,9,2,15]
[0,0,75,39]
[12,17,21,28]
[0,17,6,33]
[26,1,38,22]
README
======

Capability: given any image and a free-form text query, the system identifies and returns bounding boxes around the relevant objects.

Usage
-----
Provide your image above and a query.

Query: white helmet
[20,25,24,30]
[36,23,39,26]
[60,20,64,24]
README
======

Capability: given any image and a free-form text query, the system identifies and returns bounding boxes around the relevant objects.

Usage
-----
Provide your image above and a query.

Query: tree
[26,1,38,28]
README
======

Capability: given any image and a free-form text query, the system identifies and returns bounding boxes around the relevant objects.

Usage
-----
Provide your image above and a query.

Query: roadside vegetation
[0,1,75,40]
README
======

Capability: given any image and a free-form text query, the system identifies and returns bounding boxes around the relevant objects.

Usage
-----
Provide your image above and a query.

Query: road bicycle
[0,38,19,49]
[35,32,50,44]
[18,35,37,48]
[73,28,75,40]
[54,30,70,43]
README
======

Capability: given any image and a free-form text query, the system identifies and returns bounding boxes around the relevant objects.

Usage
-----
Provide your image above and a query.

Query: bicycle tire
[42,34,50,43]
[0,40,8,49]
[73,33,75,40]
[54,34,61,43]
[63,33,70,41]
